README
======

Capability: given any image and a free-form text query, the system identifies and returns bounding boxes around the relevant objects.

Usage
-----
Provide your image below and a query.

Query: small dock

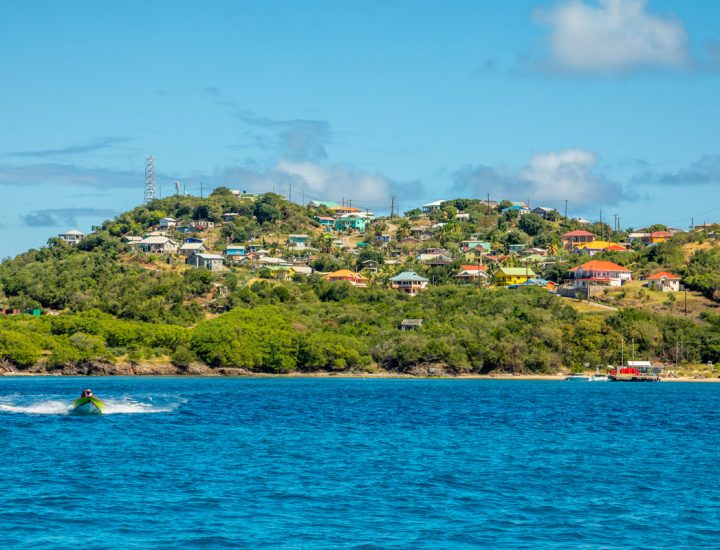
[609,373,661,382]
[608,361,662,382]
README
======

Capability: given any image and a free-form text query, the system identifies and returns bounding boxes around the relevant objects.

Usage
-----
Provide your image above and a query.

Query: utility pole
[390,195,396,220]
[302,186,305,205]
[691,218,694,231]
[289,182,292,203]
[200,181,204,198]
[564,200,568,220]
[487,192,490,210]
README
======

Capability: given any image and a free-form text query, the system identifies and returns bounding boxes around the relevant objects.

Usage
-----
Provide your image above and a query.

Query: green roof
[498,267,536,277]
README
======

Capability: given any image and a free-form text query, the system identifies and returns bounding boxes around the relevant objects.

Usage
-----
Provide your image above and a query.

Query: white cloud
[454,149,625,206]
[538,0,689,74]
[213,160,396,209]
[275,160,391,205]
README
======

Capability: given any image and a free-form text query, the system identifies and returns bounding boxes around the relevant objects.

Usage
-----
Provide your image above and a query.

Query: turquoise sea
[1,377,719,549]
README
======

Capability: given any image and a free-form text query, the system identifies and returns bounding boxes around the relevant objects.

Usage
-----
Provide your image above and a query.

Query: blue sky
[2,0,720,256]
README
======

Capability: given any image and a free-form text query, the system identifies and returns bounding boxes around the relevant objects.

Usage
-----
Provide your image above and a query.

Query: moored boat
[565,374,591,381]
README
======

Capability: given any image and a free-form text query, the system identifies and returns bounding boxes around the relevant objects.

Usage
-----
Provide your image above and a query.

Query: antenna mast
[144,156,156,204]
[175,180,181,196]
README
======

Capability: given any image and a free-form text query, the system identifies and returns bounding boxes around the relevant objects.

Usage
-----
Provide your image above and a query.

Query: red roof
[650,231,672,238]
[647,271,681,280]
[606,243,628,251]
[574,260,631,272]
[562,230,595,238]
[461,265,486,271]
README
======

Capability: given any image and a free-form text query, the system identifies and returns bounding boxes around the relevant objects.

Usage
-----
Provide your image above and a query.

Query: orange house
[324,269,368,287]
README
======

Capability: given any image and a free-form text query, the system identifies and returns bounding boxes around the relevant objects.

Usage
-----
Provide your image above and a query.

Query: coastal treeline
[0,283,717,374]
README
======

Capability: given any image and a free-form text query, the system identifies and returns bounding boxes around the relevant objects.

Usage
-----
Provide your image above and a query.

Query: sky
[1,0,720,257]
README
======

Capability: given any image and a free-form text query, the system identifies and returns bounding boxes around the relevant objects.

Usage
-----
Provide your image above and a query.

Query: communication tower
[144,156,156,204]
[174,180,181,196]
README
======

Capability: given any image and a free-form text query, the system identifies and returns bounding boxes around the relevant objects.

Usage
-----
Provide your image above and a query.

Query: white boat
[565,374,591,381]
[588,374,609,382]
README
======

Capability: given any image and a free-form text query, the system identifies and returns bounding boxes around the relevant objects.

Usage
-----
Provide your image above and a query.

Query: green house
[335,216,366,232]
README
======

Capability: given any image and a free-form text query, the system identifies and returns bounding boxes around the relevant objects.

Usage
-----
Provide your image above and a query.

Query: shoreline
[1,369,718,382]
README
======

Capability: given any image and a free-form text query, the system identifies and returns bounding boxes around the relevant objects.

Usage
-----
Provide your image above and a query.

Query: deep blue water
[1,378,719,549]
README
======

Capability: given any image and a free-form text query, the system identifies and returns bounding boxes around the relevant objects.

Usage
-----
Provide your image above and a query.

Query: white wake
[0,397,180,415]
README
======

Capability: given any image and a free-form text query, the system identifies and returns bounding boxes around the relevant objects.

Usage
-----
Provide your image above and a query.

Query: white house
[422,200,446,213]
[179,241,206,257]
[646,272,681,292]
[58,229,85,245]
[569,260,632,289]
[159,217,177,229]
[136,236,180,254]
[187,252,225,271]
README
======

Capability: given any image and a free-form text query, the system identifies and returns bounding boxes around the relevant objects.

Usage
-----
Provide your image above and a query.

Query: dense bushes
[0,284,718,373]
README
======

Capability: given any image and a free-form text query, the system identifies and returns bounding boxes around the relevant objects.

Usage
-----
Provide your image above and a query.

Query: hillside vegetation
[0,190,719,375]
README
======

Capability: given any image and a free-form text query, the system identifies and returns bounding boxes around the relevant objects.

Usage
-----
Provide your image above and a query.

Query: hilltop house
[187,252,225,271]
[224,244,246,258]
[569,260,631,289]
[531,206,557,219]
[573,240,628,256]
[646,271,681,292]
[58,229,85,245]
[422,200,446,213]
[329,205,362,217]
[389,271,429,296]
[461,240,491,252]
[288,234,310,248]
[136,236,179,254]
[562,230,595,249]
[159,217,177,229]
[501,205,530,215]
[308,200,339,209]
[455,265,488,284]
[314,216,335,229]
[335,216,366,232]
[324,269,368,287]
[221,212,240,222]
[179,241,206,257]
[192,220,215,230]
[495,267,536,286]
[649,231,672,244]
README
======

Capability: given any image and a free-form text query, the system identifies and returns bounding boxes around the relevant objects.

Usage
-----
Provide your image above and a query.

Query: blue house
[225,244,246,257]
[335,216,367,232]
[288,234,310,246]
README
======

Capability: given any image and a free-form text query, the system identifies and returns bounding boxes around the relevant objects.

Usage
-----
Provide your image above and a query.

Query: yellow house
[495,267,536,286]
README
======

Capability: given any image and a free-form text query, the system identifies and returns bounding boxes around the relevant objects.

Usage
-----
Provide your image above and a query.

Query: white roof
[180,242,205,250]
[161,217,176,221]
[61,229,84,236]
[194,253,224,260]
[140,236,177,245]
[423,200,446,207]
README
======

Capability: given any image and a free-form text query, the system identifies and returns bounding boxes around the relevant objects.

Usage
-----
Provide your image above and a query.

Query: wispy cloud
[0,163,139,188]
[535,0,689,75]
[454,149,626,207]
[237,112,332,162]
[21,207,116,228]
[632,154,720,186]
[8,137,132,158]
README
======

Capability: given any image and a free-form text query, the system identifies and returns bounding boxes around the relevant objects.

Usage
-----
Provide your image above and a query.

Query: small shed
[399,319,423,331]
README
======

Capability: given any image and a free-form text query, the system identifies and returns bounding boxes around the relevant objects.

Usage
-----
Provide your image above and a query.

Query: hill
[1,192,719,377]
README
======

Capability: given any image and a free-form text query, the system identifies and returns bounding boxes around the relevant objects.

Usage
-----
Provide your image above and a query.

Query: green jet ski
[71,391,104,415]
